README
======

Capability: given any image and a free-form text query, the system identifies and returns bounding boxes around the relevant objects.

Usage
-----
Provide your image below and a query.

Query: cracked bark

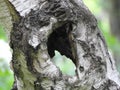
[1,0,120,90]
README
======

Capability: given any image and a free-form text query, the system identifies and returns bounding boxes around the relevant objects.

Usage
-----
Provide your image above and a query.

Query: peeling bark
[1,0,120,90]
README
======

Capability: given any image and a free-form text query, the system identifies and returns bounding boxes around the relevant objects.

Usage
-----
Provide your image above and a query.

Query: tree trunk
[1,0,120,90]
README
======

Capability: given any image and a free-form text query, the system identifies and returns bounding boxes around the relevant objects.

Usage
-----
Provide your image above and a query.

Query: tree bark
[1,0,120,90]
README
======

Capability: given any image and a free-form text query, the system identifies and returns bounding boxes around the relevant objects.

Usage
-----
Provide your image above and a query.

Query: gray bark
[1,0,120,90]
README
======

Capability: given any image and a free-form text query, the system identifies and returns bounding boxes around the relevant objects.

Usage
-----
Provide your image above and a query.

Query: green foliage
[84,0,102,15]
[0,59,14,90]
[0,26,14,90]
[53,51,76,76]
[0,27,7,41]
[98,19,120,52]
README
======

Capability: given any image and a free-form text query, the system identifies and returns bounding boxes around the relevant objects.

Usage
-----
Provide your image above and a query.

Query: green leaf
[0,26,7,41]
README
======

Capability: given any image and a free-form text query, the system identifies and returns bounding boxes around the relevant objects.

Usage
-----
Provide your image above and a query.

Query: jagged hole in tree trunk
[47,22,76,76]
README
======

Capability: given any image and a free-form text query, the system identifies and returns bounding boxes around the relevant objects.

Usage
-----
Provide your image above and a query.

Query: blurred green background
[0,0,120,90]
[0,27,14,90]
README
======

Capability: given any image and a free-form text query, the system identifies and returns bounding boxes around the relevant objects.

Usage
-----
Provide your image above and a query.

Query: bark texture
[1,0,120,90]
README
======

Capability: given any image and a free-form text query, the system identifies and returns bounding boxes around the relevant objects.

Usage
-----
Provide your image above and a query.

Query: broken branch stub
[10,0,120,89]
